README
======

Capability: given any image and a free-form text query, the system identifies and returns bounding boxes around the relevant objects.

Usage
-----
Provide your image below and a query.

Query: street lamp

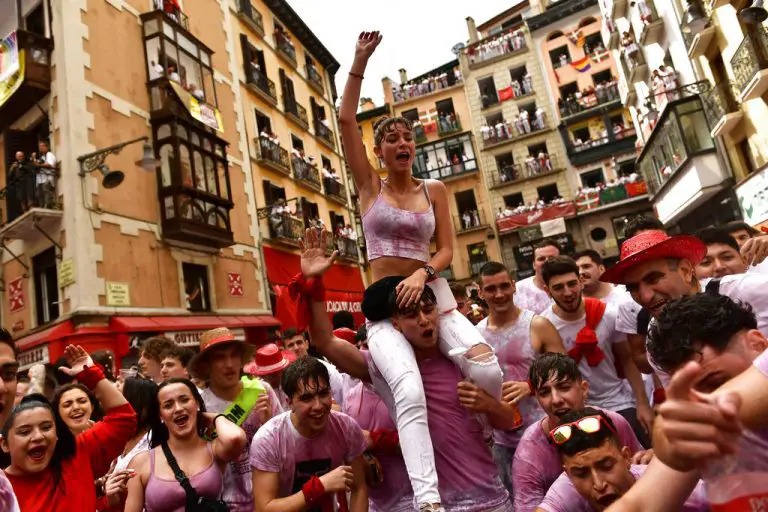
[682,1,709,35]
[78,136,160,189]
[740,0,768,24]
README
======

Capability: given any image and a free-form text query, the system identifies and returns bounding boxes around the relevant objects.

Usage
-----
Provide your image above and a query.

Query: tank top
[362,179,436,262]
[145,442,223,512]
[477,310,543,448]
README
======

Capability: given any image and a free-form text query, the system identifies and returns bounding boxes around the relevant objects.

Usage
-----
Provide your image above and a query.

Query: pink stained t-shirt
[202,380,284,512]
[538,465,710,512]
[249,410,369,504]
[342,380,414,512]
[512,408,643,512]
[476,311,544,448]
[513,276,553,315]
[368,352,513,511]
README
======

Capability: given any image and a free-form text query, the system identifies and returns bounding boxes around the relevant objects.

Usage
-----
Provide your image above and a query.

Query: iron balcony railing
[154,0,188,29]
[237,0,264,35]
[323,174,347,204]
[559,85,621,118]
[455,209,489,233]
[284,98,309,128]
[246,68,277,102]
[274,31,297,66]
[437,114,462,136]
[488,154,560,188]
[314,120,335,147]
[414,158,479,181]
[306,63,324,92]
[701,81,741,132]
[255,137,290,172]
[466,27,528,68]
[0,162,60,224]
[731,25,768,98]
[266,212,304,242]
[291,157,321,190]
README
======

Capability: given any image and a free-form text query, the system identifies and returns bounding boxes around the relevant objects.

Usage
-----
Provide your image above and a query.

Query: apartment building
[0,0,362,369]
[528,0,652,264]
[599,0,759,231]
[460,2,577,277]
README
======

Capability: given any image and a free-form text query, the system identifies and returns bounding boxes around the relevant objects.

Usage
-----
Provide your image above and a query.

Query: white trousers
[366,278,503,506]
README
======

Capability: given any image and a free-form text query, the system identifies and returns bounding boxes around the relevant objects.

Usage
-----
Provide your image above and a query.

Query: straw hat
[189,327,256,378]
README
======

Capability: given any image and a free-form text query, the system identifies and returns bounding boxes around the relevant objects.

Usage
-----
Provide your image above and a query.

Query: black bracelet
[348,71,364,79]
[212,413,229,425]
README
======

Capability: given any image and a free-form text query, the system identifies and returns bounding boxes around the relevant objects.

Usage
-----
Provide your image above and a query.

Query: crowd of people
[481,107,548,146]
[557,79,621,118]
[496,195,570,219]
[466,28,527,65]
[5,141,58,217]
[392,69,463,103]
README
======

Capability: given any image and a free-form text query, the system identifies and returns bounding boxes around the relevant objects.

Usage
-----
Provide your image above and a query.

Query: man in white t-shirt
[602,230,768,387]
[575,249,629,309]
[540,256,653,447]
[515,239,560,315]
[695,227,767,279]
[726,220,768,274]
[282,327,347,407]
[250,357,369,511]
[35,141,56,208]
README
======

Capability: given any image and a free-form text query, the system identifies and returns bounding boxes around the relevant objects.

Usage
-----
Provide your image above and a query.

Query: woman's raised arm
[338,31,382,197]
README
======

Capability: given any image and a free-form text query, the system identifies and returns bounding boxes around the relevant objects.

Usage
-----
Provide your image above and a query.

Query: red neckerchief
[568,297,607,366]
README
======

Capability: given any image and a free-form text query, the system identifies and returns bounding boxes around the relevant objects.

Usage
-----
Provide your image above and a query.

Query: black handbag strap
[161,442,200,509]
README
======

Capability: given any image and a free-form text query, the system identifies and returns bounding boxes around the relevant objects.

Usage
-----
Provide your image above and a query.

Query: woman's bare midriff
[370,256,426,282]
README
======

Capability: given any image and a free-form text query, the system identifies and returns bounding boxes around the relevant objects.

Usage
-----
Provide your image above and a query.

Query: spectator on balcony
[188,83,204,101]
[162,0,182,21]
[520,109,531,134]
[614,122,626,140]
[538,151,552,172]
[534,107,546,131]
[167,65,180,83]
[558,54,568,68]
[525,154,538,176]
[621,32,641,67]
[461,210,472,230]
[35,141,57,209]
[633,0,653,24]
[511,79,522,98]
[523,71,533,95]
[9,151,33,211]
[480,122,492,143]
[495,119,508,140]
[149,60,164,80]
[471,209,480,227]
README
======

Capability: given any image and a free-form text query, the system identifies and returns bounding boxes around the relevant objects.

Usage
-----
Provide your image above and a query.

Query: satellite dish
[451,42,466,55]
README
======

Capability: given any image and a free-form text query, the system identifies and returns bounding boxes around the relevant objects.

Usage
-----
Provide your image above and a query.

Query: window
[504,192,524,207]
[33,247,59,326]
[549,45,571,69]
[519,101,536,120]
[578,16,598,29]
[255,110,271,135]
[571,126,590,143]
[496,152,514,169]
[401,108,419,123]
[321,156,332,171]
[528,142,549,157]
[592,70,612,86]
[329,211,345,232]
[537,183,560,203]
[300,198,319,226]
[486,112,504,126]
[182,263,210,312]
[468,243,489,276]
[559,82,579,100]
[291,135,304,152]
[581,168,605,187]
[677,101,715,154]
[412,133,477,179]
[262,180,286,205]
[509,64,527,83]
[610,114,626,130]
[435,98,456,117]
[478,76,499,107]
[584,32,603,54]
[616,159,636,178]
[279,69,297,109]
[546,30,565,41]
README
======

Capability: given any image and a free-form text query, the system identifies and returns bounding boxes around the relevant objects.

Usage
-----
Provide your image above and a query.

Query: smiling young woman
[124,378,247,512]
[52,383,99,436]
[1,345,136,512]
[337,31,505,512]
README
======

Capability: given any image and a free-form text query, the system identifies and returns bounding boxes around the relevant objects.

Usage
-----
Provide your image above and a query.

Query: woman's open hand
[300,228,337,278]
[355,31,382,60]
[395,269,427,308]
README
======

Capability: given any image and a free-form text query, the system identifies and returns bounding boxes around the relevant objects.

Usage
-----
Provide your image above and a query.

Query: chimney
[398,68,408,84]
[359,98,376,111]
[466,16,479,44]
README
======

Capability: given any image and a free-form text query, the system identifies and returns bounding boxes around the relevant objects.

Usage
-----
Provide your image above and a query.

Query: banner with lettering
[169,81,224,132]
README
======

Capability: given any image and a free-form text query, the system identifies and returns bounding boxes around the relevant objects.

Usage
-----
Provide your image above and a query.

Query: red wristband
[652,387,666,405]
[75,364,106,390]
[301,476,326,507]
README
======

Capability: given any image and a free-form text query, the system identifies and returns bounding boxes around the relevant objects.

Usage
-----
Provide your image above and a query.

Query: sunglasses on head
[549,415,618,445]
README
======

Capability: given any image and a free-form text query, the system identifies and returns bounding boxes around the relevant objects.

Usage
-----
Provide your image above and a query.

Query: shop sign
[736,167,768,226]
[18,345,49,371]
[228,272,244,297]
[8,277,24,312]
[164,327,246,347]
[106,282,131,306]
[518,225,542,243]
[58,258,75,288]
[326,300,362,314]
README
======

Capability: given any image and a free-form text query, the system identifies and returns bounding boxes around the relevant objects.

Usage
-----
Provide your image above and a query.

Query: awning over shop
[263,246,365,329]
[110,314,280,333]
[496,202,577,235]
[15,320,74,351]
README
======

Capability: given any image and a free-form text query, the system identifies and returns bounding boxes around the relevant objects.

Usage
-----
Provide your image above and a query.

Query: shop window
[581,168,605,188]
[537,183,559,203]
[504,192,524,208]
[549,45,571,69]
[33,248,59,326]
[478,76,499,107]
[182,263,210,312]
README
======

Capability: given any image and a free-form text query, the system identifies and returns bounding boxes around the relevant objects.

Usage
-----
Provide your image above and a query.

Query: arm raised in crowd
[338,31,381,196]
[301,229,369,381]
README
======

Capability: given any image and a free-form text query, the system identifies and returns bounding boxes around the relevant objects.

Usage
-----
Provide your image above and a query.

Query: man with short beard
[191,327,283,512]
[535,408,708,512]
[601,230,768,385]
[513,354,647,512]
[540,256,652,447]
[574,250,628,308]
[476,261,565,492]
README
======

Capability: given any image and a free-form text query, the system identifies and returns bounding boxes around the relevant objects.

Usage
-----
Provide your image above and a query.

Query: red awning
[496,202,577,234]
[110,314,280,333]
[15,321,75,351]
[262,246,365,329]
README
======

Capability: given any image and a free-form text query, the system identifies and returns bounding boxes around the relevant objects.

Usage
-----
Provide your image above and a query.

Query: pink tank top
[362,179,436,262]
[144,442,223,512]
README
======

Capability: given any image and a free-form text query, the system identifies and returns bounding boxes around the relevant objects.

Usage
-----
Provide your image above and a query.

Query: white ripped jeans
[366,278,504,506]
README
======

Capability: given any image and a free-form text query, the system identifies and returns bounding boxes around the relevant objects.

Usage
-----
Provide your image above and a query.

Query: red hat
[244,343,297,376]
[333,327,357,345]
[600,230,706,285]
[189,327,256,378]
